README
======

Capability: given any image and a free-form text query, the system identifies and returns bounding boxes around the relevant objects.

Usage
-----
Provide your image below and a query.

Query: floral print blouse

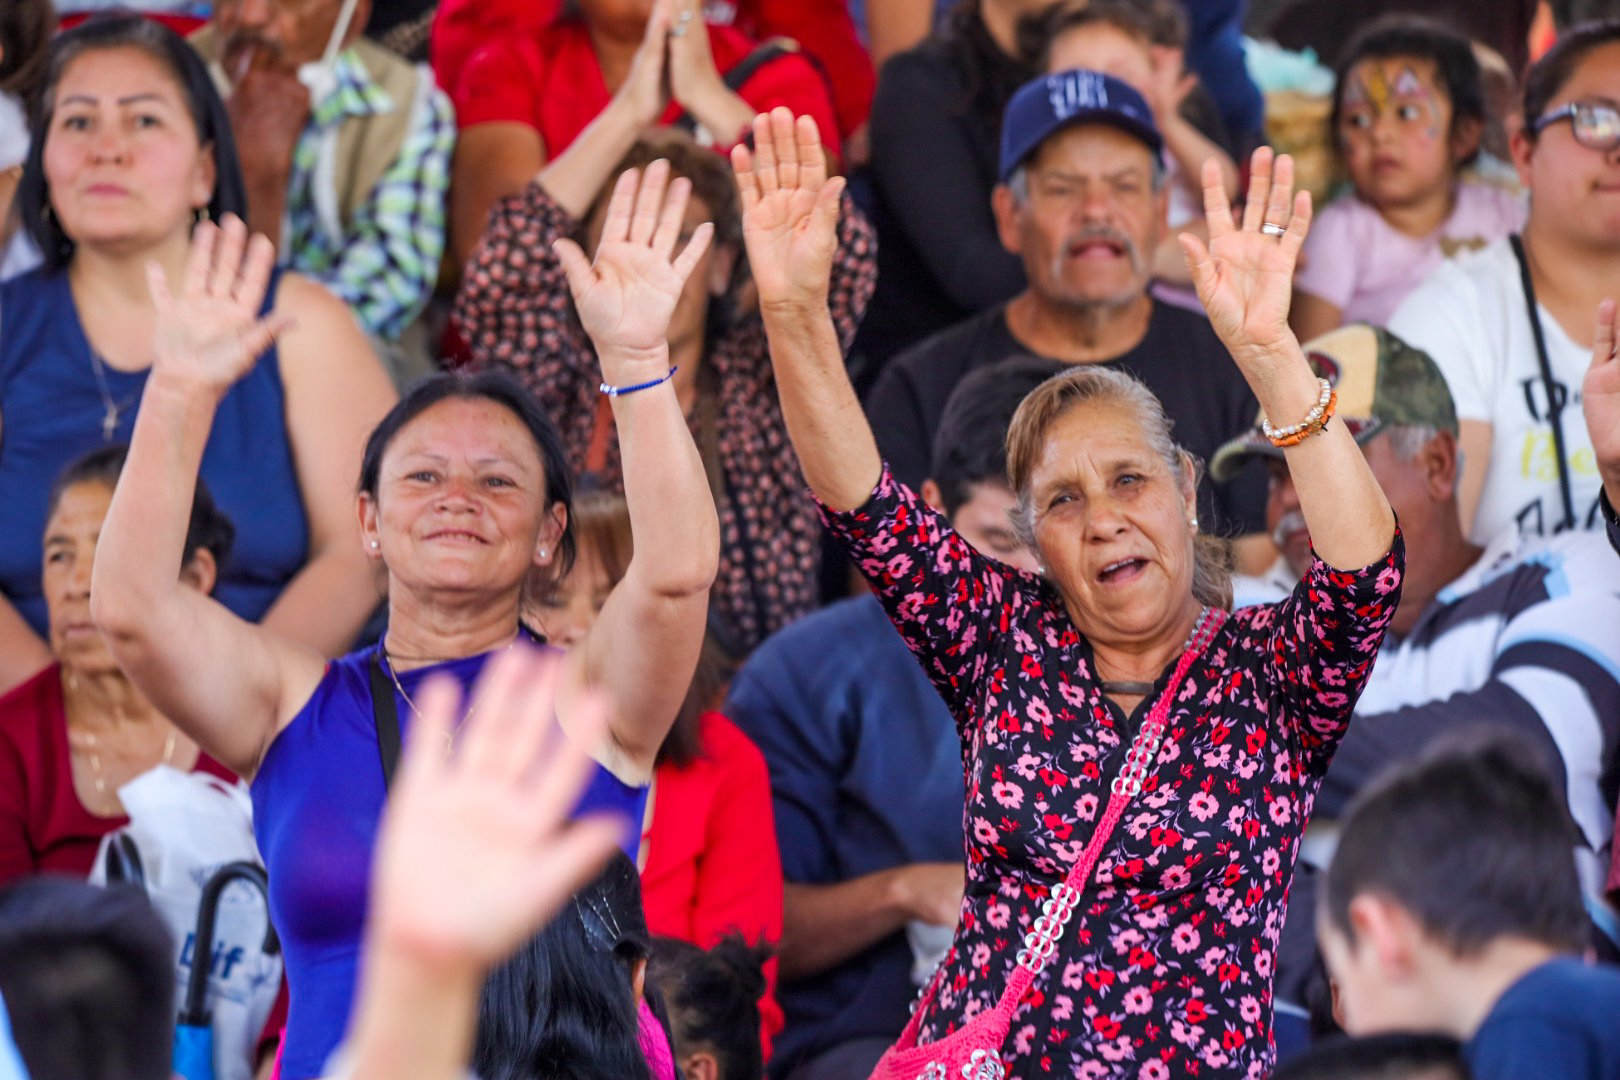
[820,468,1403,1079]
[455,182,878,654]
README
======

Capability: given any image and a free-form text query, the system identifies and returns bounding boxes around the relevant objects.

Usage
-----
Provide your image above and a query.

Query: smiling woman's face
[1026,397,1199,647]
[364,397,562,600]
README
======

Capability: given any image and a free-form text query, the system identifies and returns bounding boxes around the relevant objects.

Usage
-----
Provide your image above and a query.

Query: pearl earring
[369,539,379,550]
[539,548,548,559]
[1188,518,1198,531]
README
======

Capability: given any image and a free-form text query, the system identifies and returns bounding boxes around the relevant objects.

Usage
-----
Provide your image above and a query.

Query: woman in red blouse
[0,445,237,884]
[447,0,842,267]
[526,491,786,1057]
[457,97,875,655]
[739,106,1403,1078]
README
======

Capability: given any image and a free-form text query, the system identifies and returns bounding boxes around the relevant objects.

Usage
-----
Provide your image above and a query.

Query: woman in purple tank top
[90,162,722,1079]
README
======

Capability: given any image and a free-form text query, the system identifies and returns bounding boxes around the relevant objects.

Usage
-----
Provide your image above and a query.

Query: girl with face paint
[1290,16,1525,342]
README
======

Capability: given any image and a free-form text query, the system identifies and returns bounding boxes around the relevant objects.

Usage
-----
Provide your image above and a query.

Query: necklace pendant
[102,403,119,441]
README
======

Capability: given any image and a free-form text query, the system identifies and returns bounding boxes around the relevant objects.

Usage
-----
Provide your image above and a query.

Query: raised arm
[91,219,328,778]
[737,108,881,511]
[1180,149,1395,572]
[553,162,721,778]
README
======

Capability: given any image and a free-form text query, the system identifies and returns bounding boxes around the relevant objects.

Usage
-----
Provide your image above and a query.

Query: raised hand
[731,108,844,310]
[1180,147,1312,370]
[146,215,294,395]
[554,160,714,381]
[366,648,625,975]
[1583,298,1620,492]
[618,0,671,128]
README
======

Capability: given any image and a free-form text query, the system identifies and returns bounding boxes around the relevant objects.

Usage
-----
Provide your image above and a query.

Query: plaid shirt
[282,49,453,341]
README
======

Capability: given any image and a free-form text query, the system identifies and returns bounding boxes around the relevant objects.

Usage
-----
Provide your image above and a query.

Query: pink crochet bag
[868,610,1227,1080]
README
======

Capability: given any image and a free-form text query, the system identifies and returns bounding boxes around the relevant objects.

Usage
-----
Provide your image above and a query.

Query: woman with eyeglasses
[1388,19,1620,544]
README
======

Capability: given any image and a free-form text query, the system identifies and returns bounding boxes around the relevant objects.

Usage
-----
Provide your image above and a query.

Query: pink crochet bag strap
[889,608,1227,1050]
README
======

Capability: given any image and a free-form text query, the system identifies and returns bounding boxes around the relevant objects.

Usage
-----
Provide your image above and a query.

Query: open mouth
[426,530,485,544]
[1097,557,1149,584]
[1069,238,1126,260]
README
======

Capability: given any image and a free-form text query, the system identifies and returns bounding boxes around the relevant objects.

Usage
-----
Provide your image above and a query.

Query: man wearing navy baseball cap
[866,67,1271,561]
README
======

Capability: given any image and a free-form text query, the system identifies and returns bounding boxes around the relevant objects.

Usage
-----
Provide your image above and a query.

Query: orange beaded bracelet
[1267,390,1337,448]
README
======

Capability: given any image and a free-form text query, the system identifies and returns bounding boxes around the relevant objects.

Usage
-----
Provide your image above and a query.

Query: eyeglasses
[1532,101,1620,152]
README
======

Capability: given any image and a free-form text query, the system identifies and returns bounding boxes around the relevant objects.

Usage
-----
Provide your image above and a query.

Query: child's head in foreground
[1318,730,1588,1035]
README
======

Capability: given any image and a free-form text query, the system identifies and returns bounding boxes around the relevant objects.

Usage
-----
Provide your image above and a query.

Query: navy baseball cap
[999,69,1163,181]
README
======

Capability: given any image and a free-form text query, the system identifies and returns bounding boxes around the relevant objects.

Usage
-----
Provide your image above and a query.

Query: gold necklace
[379,632,522,754]
[77,725,178,812]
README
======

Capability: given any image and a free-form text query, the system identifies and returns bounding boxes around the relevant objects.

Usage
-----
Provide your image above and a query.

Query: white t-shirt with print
[1387,235,1603,544]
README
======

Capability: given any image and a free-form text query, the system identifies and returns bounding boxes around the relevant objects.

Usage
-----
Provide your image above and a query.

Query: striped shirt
[1320,526,1620,945]
[281,49,454,341]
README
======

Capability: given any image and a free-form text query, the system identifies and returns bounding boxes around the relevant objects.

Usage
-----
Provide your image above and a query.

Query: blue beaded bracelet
[599,366,679,397]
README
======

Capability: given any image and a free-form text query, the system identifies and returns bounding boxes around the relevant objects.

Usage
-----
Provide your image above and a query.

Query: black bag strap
[369,650,403,790]
[672,37,800,136]
[1509,233,1577,533]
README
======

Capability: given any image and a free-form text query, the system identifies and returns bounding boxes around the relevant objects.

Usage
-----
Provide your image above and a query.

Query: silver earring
[539,548,549,559]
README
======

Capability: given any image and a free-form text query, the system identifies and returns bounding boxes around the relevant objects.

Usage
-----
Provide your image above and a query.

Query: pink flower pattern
[821,470,1403,1078]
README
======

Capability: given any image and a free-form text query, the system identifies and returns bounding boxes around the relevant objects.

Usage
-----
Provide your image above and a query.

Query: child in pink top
[1292,17,1525,340]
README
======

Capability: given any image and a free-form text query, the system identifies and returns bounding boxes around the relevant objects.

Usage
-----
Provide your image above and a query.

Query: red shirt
[433,0,868,137]
[0,664,236,886]
[452,17,841,159]
[642,711,785,1057]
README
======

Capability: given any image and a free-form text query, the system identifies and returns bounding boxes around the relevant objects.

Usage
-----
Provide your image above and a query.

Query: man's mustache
[1271,508,1308,550]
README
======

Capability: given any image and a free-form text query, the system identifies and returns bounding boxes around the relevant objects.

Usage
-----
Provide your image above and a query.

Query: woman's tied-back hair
[15,13,249,272]
[1004,365,1232,610]
[48,443,237,575]
[358,370,578,596]
[474,852,657,1080]
[1522,18,1620,138]
[648,933,772,1080]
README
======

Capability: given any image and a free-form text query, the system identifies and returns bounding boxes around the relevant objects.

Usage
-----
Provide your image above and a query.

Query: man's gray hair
[1384,424,1441,462]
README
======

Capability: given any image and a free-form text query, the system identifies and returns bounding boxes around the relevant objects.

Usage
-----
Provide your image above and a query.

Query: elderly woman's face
[43,480,217,675]
[363,398,563,600]
[43,481,119,674]
[43,46,215,251]
[1027,399,1198,644]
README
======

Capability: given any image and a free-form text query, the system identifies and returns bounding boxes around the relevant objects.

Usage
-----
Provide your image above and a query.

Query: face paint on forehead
[1393,66,1426,98]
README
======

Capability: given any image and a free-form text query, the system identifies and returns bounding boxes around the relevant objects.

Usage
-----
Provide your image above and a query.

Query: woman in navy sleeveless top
[0,15,395,693]
[92,168,722,1080]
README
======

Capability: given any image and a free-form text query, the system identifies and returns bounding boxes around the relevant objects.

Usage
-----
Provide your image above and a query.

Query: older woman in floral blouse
[456,93,875,656]
[737,104,1401,1080]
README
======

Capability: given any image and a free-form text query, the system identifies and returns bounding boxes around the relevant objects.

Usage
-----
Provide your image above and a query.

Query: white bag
[89,765,282,1080]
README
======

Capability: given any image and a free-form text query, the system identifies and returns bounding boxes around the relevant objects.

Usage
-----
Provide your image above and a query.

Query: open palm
[556,161,713,368]
[733,108,844,309]
[1181,148,1312,369]
[148,216,291,393]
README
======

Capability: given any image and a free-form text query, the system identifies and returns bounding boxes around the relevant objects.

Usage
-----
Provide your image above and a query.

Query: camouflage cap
[1209,324,1458,482]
